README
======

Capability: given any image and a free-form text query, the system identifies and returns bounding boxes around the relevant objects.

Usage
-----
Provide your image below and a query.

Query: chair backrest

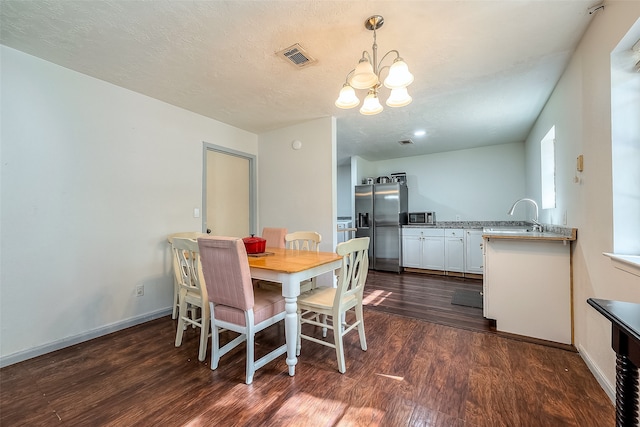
[334,237,370,305]
[168,231,205,244]
[171,237,206,297]
[197,236,255,311]
[285,231,321,251]
[262,227,287,248]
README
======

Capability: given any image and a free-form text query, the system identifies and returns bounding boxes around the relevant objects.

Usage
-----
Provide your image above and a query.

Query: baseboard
[404,268,447,276]
[578,343,615,404]
[0,307,172,368]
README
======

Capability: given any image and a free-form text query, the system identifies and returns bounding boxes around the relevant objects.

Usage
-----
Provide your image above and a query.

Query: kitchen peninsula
[483,226,577,345]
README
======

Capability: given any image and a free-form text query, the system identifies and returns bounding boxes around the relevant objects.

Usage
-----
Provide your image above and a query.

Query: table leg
[616,353,639,427]
[284,296,298,376]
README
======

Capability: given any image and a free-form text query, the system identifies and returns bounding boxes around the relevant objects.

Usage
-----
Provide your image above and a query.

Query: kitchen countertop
[403,220,529,230]
[402,222,577,242]
[482,228,577,242]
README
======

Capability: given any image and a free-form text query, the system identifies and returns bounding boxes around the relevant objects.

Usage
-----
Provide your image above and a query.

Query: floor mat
[451,289,483,309]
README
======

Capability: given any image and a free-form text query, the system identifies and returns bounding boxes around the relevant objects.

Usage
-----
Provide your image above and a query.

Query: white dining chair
[296,237,370,373]
[172,237,210,362]
[197,236,287,385]
[167,231,206,319]
[285,231,322,293]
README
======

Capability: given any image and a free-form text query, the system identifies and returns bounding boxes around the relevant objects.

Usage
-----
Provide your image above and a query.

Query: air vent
[398,139,414,146]
[276,43,317,68]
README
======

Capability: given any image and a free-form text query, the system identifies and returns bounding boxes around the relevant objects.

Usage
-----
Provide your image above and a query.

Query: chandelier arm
[376,50,401,71]
[343,69,356,85]
[377,65,391,81]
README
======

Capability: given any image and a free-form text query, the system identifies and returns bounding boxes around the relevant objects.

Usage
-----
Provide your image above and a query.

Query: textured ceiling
[0,0,598,165]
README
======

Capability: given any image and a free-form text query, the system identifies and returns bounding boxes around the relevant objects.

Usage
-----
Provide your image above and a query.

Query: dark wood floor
[1,272,614,426]
[363,270,494,333]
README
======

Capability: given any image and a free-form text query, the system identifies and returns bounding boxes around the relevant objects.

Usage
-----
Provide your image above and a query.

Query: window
[608,22,640,275]
[540,126,556,209]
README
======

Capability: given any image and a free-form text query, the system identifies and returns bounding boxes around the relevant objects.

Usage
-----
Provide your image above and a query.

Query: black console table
[588,298,640,427]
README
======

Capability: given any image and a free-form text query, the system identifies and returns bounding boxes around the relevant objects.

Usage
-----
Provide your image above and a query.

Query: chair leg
[334,317,346,374]
[198,305,210,362]
[355,304,367,351]
[174,290,188,347]
[245,326,255,385]
[172,279,180,319]
[321,314,328,338]
[210,304,221,370]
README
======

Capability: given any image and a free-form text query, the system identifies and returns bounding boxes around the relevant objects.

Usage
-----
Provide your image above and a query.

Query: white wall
[349,143,526,221]
[0,46,258,365]
[257,117,336,262]
[523,3,640,401]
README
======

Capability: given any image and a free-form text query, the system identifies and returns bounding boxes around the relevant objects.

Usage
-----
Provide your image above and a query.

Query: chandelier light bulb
[383,59,414,89]
[360,91,383,115]
[350,58,379,89]
[335,84,360,109]
[386,87,412,108]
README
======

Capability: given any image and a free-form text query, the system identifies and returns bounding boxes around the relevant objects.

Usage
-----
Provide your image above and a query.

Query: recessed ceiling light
[414,130,426,137]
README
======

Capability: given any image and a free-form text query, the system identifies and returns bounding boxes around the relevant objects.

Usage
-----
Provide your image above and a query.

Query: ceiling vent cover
[277,44,317,68]
[398,139,414,146]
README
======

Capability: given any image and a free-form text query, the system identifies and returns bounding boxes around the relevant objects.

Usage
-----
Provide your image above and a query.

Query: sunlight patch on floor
[362,289,393,306]
[268,392,386,426]
[375,373,404,381]
[272,393,346,425]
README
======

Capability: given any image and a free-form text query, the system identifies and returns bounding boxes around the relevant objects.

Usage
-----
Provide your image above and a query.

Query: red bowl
[242,235,266,254]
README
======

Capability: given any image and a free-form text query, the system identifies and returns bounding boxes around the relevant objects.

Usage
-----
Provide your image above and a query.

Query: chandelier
[335,15,414,116]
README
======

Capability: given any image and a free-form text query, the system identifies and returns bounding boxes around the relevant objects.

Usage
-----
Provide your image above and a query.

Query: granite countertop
[482,228,577,242]
[403,220,529,230]
[402,221,577,241]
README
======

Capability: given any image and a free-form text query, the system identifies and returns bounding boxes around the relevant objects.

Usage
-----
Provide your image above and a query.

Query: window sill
[603,253,640,278]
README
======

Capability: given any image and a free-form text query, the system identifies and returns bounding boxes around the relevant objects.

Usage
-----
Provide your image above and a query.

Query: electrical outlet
[136,285,144,297]
[563,210,567,225]
[456,215,461,221]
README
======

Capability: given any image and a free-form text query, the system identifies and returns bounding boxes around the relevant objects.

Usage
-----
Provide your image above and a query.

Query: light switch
[193,208,200,218]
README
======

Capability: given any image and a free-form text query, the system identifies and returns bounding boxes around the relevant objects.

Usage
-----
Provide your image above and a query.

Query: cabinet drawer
[403,227,444,237]
[445,228,464,237]
[402,227,424,237]
[422,228,444,237]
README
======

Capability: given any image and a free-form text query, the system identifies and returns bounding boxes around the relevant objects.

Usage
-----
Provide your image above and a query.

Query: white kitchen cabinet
[401,229,423,268]
[402,227,444,270]
[465,230,484,274]
[444,229,465,272]
[483,237,571,344]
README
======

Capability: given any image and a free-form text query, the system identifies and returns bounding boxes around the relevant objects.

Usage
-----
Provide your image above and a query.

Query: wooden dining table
[247,247,343,376]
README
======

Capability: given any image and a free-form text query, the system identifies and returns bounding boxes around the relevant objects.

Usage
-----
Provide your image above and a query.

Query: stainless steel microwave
[408,212,436,224]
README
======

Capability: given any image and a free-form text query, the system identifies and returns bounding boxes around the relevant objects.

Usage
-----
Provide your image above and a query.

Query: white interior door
[203,144,256,238]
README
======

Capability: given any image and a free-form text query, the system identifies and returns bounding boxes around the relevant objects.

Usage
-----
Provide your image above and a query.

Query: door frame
[202,142,257,235]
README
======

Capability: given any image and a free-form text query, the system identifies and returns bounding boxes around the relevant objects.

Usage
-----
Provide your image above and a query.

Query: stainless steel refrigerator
[354,183,408,272]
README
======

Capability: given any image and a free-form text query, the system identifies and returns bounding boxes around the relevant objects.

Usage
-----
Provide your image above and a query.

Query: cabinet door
[423,236,445,270]
[465,230,484,274]
[402,234,422,268]
[445,236,465,272]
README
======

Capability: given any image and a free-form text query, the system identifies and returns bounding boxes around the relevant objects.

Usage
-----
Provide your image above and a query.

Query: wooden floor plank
[0,272,615,426]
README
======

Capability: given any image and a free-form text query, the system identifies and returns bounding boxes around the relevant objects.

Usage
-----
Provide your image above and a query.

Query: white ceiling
[0,0,598,165]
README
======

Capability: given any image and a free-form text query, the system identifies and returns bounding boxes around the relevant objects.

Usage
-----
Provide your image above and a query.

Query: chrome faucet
[507,198,544,232]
